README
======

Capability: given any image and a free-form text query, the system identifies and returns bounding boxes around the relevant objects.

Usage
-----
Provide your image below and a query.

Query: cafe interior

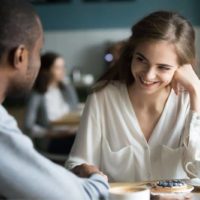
[2,0,200,199]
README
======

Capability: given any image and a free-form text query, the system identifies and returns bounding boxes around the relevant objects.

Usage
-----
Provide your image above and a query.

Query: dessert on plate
[151,180,193,193]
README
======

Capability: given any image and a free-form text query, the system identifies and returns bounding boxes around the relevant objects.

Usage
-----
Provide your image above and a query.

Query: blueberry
[163,182,168,187]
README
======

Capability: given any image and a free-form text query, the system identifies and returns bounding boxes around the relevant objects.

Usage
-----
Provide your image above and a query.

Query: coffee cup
[109,185,150,200]
[185,161,200,178]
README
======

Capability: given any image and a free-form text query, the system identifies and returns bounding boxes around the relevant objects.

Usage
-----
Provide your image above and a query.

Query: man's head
[0,0,43,99]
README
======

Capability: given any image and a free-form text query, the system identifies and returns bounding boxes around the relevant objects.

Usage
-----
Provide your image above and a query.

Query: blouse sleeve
[62,83,79,108]
[66,92,101,169]
[182,110,200,177]
[24,93,47,137]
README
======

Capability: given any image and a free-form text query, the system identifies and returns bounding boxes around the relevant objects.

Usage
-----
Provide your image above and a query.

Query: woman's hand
[172,64,199,94]
[172,64,200,112]
[72,163,108,181]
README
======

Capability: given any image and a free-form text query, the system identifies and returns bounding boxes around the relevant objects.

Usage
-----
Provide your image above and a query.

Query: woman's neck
[128,84,171,112]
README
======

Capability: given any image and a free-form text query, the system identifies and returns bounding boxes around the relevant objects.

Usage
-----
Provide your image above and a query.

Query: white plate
[186,178,200,187]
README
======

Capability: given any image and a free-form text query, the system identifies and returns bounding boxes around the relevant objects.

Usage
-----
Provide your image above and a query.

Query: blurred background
[3,0,200,165]
[32,0,200,79]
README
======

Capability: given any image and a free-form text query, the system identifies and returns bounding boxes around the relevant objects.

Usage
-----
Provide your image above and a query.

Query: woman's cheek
[163,73,175,84]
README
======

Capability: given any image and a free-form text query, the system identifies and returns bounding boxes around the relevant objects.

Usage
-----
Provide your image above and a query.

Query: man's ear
[12,45,29,70]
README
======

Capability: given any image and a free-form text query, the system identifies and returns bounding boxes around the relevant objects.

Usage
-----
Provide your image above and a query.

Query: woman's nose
[144,68,156,80]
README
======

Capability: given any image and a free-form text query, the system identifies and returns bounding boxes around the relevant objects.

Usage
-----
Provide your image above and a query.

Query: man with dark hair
[0,0,108,199]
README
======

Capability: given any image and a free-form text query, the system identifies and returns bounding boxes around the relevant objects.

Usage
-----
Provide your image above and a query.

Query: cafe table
[110,179,200,200]
[51,111,81,126]
[51,103,84,126]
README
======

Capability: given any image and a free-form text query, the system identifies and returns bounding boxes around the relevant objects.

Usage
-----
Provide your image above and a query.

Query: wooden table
[51,111,81,126]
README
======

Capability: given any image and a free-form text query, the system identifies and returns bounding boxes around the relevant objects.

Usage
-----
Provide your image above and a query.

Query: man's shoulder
[0,105,10,120]
[0,105,18,130]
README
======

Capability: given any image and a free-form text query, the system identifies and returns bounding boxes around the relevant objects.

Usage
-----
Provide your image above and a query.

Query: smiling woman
[66,10,200,183]
[131,41,179,98]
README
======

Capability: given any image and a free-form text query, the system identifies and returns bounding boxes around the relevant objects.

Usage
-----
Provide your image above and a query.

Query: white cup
[109,185,150,200]
[185,161,200,178]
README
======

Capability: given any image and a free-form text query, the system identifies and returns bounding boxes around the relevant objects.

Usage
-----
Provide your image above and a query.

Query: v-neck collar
[123,84,173,146]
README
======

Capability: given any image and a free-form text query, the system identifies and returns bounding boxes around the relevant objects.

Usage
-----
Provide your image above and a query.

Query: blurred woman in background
[24,52,79,154]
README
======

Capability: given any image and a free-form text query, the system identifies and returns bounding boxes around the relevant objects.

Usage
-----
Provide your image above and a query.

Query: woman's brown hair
[33,52,64,94]
[93,11,196,92]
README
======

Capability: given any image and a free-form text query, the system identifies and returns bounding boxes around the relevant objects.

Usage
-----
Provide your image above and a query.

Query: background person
[24,52,79,154]
[24,51,79,137]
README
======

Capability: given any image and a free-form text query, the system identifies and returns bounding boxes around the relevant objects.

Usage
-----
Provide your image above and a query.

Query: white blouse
[44,86,70,121]
[66,82,200,182]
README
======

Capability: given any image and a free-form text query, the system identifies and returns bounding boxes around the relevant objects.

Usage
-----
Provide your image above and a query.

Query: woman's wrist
[189,80,200,112]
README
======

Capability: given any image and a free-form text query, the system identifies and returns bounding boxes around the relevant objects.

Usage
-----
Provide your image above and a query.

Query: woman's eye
[136,56,146,63]
[158,66,170,71]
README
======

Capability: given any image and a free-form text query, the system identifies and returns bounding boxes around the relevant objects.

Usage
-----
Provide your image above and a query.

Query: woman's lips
[139,77,159,87]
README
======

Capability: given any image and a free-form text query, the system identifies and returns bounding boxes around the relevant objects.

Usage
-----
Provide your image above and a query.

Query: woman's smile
[139,76,160,88]
[131,40,179,94]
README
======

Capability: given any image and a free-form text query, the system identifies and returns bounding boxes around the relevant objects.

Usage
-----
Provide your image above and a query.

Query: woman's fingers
[171,79,178,95]
[171,78,186,95]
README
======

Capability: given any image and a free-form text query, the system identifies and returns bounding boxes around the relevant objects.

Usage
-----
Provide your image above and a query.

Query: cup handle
[185,162,197,177]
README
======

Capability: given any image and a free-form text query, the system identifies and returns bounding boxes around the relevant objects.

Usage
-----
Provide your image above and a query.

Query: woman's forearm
[189,80,200,113]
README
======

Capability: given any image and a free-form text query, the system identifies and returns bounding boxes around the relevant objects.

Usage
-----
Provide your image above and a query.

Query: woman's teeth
[141,78,156,85]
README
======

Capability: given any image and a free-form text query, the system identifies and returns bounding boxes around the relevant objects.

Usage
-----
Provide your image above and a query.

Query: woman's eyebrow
[135,52,149,63]
[135,52,175,68]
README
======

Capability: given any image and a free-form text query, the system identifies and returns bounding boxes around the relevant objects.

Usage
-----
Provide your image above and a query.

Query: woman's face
[131,40,179,94]
[50,57,66,82]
